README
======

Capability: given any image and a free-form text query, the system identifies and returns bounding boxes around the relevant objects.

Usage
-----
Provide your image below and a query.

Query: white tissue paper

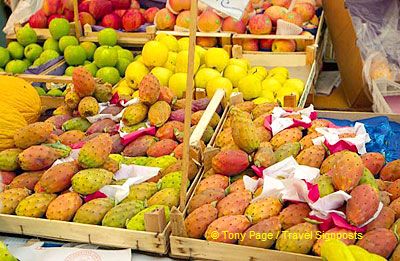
[52,149,80,166]
[269,105,315,135]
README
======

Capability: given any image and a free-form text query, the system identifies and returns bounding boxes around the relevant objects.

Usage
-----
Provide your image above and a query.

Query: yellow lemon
[169,73,187,98]
[175,50,200,73]
[206,76,233,100]
[268,66,289,78]
[204,48,229,72]
[125,61,149,89]
[238,74,262,100]
[158,34,179,52]
[249,66,268,80]
[228,58,250,71]
[195,67,221,89]
[151,67,173,86]
[142,40,169,67]
[223,64,248,88]
[283,78,305,94]
[178,37,189,51]
[262,77,282,94]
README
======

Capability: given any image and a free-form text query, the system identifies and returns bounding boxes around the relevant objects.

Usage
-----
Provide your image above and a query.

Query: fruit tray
[6,22,77,43]
[169,110,400,261]
[231,45,316,108]
[80,24,156,48]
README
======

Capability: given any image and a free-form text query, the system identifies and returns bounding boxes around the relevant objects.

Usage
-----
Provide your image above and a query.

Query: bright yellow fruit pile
[114,34,305,105]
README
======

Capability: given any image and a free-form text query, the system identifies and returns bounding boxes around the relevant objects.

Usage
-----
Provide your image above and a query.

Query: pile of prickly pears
[184,101,400,260]
[0,66,225,232]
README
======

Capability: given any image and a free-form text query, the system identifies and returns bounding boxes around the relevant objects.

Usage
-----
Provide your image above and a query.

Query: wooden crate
[6,22,76,42]
[170,109,400,261]
[79,24,156,47]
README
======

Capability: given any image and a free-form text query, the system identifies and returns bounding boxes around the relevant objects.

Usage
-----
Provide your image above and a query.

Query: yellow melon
[0,101,28,151]
[0,76,41,123]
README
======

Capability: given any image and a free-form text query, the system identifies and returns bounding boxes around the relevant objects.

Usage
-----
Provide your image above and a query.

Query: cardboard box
[317,0,372,110]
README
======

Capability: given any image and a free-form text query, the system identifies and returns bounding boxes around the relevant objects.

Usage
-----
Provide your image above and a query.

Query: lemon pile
[114,34,305,105]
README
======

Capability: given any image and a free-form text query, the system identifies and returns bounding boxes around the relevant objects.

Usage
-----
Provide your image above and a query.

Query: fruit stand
[1,0,400,261]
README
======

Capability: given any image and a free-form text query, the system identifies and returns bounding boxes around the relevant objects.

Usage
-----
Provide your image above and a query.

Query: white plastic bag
[3,0,44,35]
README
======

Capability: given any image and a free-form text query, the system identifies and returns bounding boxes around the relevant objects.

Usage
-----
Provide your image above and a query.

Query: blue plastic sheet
[323,116,400,162]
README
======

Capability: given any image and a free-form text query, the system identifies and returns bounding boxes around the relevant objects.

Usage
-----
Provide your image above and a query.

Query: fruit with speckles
[270,128,303,150]
[380,160,400,181]
[231,108,260,153]
[146,139,178,157]
[361,152,385,175]
[314,175,334,197]
[245,197,282,224]
[14,122,54,149]
[346,184,379,226]
[15,193,56,217]
[185,203,218,238]
[73,67,96,97]
[71,168,113,195]
[212,150,250,176]
[122,102,148,126]
[122,182,158,202]
[148,101,171,127]
[254,142,276,168]
[188,188,225,214]
[0,188,31,214]
[18,146,61,171]
[39,161,79,193]
[139,74,160,105]
[78,133,112,168]
[312,227,357,256]
[205,215,251,243]
[239,216,281,248]
[274,142,301,162]
[366,206,395,232]
[78,96,99,117]
[8,171,43,190]
[356,228,397,258]
[276,222,318,254]
[73,198,114,224]
[197,174,229,193]
[217,191,252,217]
[102,200,145,228]
[296,145,325,168]
[0,148,22,171]
[59,130,85,146]
[299,132,321,149]
[46,192,82,221]
[126,205,170,231]
[279,203,311,229]
[331,151,364,192]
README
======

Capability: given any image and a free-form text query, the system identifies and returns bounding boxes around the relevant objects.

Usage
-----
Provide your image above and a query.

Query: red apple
[122,9,143,32]
[79,11,96,26]
[265,6,288,25]
[89,0,113,20]
[197,10,222,33]
[293,3,315,22]
[144,7,159,23]
[281,11,303,27]
[29,9,48,28]
[272,39,296,52]
[131,0,140,9]
[111,0,131,9]
[242,39,259,51]
[101,13,122,29]
[222,17,247,34]
[63,8,74,22]
[79,0,91,12]
[62,0,74,11]
[113,9,127,17]
[260,38,274,50]
[271,0,291,8]
[196,37,217,48]
[248,14,272,35]
[42,0,63,16]
[48,14,66,24]
[295,31,313,51]
[167,0,191,13]
[154,8,176,30]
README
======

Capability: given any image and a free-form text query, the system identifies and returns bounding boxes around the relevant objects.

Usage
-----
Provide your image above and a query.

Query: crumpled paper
[313,122,371,154]
[264,105,317,135]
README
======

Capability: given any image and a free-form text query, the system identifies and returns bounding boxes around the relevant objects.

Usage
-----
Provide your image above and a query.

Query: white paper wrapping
[269,105,315,135]
[52,149,80,166]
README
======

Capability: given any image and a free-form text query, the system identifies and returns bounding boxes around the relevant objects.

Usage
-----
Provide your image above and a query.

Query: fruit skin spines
[39,161,79,193]
[239,216,281,249]
[0,188,31,214]
[205,215,251,244]
[295,145,325,168]
[275,222,318,254]
[185,204,218,239]
[73,67,96,97]
[212,150,250,176]
[346,184,380,226]
[73,198,114,225]
[71,168,113,195]
[102,200,145,228]
[230,108,260,153]
[126,205,170,231]
[361,152,385,175]
[279,203,311,230]
[0,148,22,171]
[245,197,282,224]
[78,133,113,168]
[13,122,54,149]
[270,128,303,150]
[216,191,252,217]
[18,145,61,171]
[331,151,364,192]
[380,159,400,181]
[139,74,161,105]
[46,192,82,221]
[15,193,57,218]
[356,228,397,258]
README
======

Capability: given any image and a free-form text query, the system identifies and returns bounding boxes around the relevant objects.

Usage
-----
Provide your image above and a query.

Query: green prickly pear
[158,171,183,190]
[73,198,114,224]
[126,205,170,231]
[0,148,22,171]
[15,193,57,217]
[62,117,91,132]
[71,168,113,195]
[359,168,379,192]
[102,200,146,228]
[274,142,301,162]
[314,175,335,198]
[147,188,179,208]
[122,182,158,202]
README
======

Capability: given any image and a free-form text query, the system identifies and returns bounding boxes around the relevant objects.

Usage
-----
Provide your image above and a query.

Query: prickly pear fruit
[346,184,379,226]
[0,241,17,261]
[161,159,198,181]
[366,206,395,232]
[185,203,218,238]
[296,145,325,168]
[122,182,158,202]
[59,130,85,146]
[380,159,400,181]
[252,102,276,119]
[46,192,82,221]
[274,142,301,162]
[146,139,178,157]
[13,122,54,149]
[239,216,281,248]
[279,203,311,230]
[312,228,357,256]
[63,118,91,133]
[0,171,16,185]
[234,101,256,112]
[188,188,225,214]
[158,171,182,190]
[191,111,220,129]
[197,174,229,193]
[15,193,56,217]
[270,128,303,150]
[148,101,171,127]
[386,179,400,201]
[64,90,81,110]
[321,239,356,261]
[320,151,342,175]
[94,82,112,103]
[212,150,250,176]
[78,97,99,117]
[308,119,331,133]
[380,191,391,206]
[205,215,251,243]
[147,188,179,208]
[155,121,184,141]
[72,169,113,195]
[126,205,170,231]
[215,128,235,149]
[331,151,364,192]
[276,222,318,254]
[390,198,400,218]
[0,188,31,214]
[299,132,321,150]
[86,119,116,135]
[78,133,113,168]
[217,191,252,217]
[39,161,79,193]
[146,155,177,170]
[314,175,334,197]
[19,146,61,171]
[139,74,160,105]
[122,135,157,157]
[45,115,73,129]
[361,152,385,175]
[358,168,379,193]
[231,110,260,153]
[158,86,175,104]
[356,228,397,258]
[101,157,120,173]
[102,200,145,228]
[254,142,276,168]
[73,198,114,224]
[122,102,148,126]
[8,171,43,190]
[73,67,96,97]
[0,149,22,171]
[245,197,282,224]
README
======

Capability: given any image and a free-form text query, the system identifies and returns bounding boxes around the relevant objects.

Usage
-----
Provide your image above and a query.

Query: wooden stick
[180,0,198,211]
[170,207,188,237]
[0,73,73,84]
[73,0,82,38]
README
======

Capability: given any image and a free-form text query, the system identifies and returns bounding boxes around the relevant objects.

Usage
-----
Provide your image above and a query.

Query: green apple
[7,42,24,59]
[23,58,32,68]
[112,45,122,51]
[47,88,63,97]
[64,45,87,66]
[84,62,98,76]
[94,46,118,68]
[80,42,97,61]
[117,49,134,62]
[0,47,10,67]
[16,25,37,46]
[43,38,61,54]
[65,66,76,76]
[59,36,79,52]
[32,58,44,67]
[96,67,121,85]
[49,18,70,40]
[34,86,46,96]
[98,28,118,46]
[116,58,130,77]
[5,60,28,73]
[24,43,43,62]
[84,60,91,65]
[40,49,60,64]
